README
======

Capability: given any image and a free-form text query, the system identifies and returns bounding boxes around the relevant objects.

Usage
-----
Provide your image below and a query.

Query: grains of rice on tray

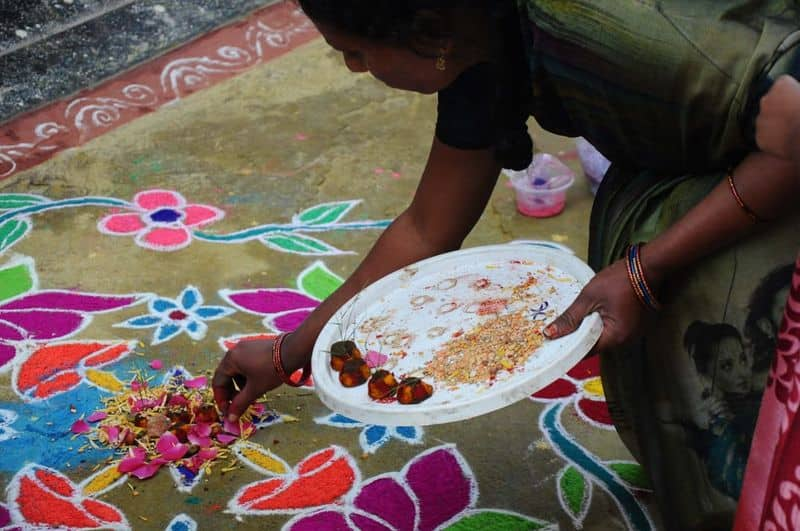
[423,310,546,387]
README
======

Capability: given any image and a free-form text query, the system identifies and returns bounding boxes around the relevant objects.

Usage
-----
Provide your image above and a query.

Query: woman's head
[297,0,534,170]
[297,1,489,93]
[684,321,751,395]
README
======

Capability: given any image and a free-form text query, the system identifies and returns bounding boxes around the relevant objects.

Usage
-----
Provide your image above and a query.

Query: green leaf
[0,194,48,210]
[0,258,35,303]
[262,232,346,256]
[298,261,343,301]
[444,511,553,530]
[558,465,589,521]
[609,461,652,491]
[0,219,31,255]
[294,200,358,225]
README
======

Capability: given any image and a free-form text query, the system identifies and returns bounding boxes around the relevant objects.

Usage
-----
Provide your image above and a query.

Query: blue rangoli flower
[116,286,234,345]
[0,410,17,443]
[315,413,424,454]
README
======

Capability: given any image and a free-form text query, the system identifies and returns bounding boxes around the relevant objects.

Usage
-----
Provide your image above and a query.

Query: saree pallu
[590,167,800,530]
[735,258,800,531]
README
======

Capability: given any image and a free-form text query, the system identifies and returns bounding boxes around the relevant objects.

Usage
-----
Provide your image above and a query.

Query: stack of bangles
[272,332,312,387]
[625,243,662,311]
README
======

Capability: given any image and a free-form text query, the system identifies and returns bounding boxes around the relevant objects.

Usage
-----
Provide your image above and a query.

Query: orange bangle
[625,245,647,307]
[625,244,661,311]
[727,172,761,223]
[272,333,311,387]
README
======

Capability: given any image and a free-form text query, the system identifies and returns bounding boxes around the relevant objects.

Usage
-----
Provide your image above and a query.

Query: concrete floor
[0,27,660,531]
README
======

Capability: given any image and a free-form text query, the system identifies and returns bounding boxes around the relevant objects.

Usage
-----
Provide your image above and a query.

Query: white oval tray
[312,243,602,426]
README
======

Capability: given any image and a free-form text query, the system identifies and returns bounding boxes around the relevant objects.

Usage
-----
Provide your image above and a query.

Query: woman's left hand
[544,258,652,354]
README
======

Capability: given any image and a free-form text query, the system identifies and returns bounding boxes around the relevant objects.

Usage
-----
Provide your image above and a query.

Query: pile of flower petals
[73,369,263,480]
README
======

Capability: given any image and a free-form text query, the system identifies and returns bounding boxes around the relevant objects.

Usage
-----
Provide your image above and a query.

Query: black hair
[296,0,533,170]
[684,321,743,376]
[745,263,793,371]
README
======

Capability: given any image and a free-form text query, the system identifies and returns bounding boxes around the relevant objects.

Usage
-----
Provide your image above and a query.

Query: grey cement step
[0,0,278,123]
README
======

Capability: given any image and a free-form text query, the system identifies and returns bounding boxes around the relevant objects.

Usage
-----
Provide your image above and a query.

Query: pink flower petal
[149,359,163,370]
[102,425,121,444]
[98,213,146,235]
[162,444,189,462]
[189,448,219,470]
[182,204,223,227]
[130,463,161,480]
[168,395,189,407]
[216,433,237,445]
[134,190,184,210]
[223,418,241,435]
[137,227,191,251]
[86,411,107,423]
[118,448,146,472]
[130,379,147,392]
[249,403,266,416]
[70,419,91,434]
[131,398,160,412]
[188,433,212,447]
[183,376,207,389]
[197,448,218,461]
[192,423,212,437]
[155,432,179,453]
[365,350,389,368]
[156,432,189,461]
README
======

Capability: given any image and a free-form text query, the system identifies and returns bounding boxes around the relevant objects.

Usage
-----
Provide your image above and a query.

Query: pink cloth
[735,257,800,531]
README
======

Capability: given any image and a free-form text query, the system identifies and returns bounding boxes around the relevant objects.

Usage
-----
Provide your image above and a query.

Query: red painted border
[0,1,318,180]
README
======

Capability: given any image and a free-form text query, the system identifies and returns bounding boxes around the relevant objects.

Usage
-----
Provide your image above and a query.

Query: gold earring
[435,50,446,71]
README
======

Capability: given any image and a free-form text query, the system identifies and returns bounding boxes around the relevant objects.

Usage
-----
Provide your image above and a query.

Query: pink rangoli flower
[530,355,613,428]
[98,189,224,251]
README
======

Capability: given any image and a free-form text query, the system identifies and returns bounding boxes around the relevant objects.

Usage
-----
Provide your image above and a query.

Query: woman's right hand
[212,338,287,422]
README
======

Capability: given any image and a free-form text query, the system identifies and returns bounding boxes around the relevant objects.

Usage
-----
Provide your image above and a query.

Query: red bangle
[272,333,311,387]
[727,172,761,223]
[624,245,647,307]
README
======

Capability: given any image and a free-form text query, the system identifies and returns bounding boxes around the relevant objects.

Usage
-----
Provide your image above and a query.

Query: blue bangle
[627,244,661,311]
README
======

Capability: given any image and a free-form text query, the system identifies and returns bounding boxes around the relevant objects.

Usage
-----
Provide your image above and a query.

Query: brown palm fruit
[132,414,148,428]
[194,404,219,424]
[330,340,362,371]
[368,370,399,399]
[122,429,137,446]
[171,423,190,443]
[339,358,371,387]
[396,377,434,404]
[145,413,171,438]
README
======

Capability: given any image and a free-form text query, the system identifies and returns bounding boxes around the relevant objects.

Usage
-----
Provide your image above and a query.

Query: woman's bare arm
[214,137,502,418]
[282,138,502,367]
[547,151,799,353]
